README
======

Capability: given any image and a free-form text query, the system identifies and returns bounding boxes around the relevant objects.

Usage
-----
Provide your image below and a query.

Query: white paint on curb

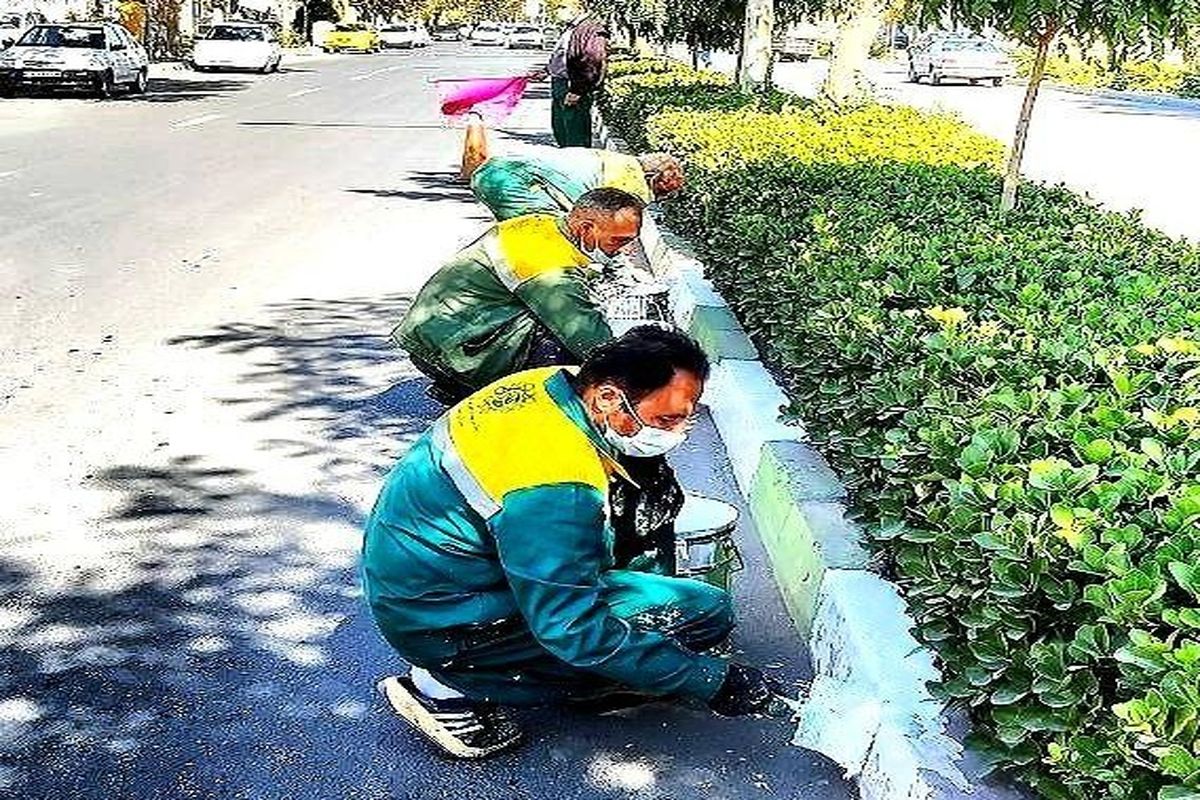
[705,359,805,497]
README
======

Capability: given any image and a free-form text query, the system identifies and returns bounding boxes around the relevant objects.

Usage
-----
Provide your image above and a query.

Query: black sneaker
[377,674,523,759]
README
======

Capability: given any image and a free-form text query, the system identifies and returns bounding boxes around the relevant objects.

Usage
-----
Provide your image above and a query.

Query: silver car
[0,22,149,97]
[908,35,1013,87]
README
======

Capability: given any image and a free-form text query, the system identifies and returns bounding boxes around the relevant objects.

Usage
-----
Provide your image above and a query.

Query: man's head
[638,153,685,199]
[577,326,710,456]
[567,187,645,257]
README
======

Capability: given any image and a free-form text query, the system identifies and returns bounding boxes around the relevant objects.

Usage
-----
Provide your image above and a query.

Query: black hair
[572,187,646,217]
[577,325,710,401]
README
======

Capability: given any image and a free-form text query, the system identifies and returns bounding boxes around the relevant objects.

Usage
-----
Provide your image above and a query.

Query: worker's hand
[708,664,782,717]
[563,92,581,107]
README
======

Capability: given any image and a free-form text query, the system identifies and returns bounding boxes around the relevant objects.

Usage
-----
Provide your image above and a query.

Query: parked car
[1,13,22,49]
[323,23,380,53]
[505,23,541,49]
[773,29,816,62]
[469,22,505,46]
[0,21,148,97]
[908,34,1013,86]
[541,25,561,50]
[192,22,280,73]
[380,22,429,49]
[429,24,460,42]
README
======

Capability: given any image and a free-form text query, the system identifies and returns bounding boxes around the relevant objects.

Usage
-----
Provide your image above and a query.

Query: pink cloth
[435,76,530,123]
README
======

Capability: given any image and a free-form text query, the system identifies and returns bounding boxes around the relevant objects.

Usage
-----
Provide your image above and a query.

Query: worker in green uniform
[364,327,784,759]
[458,113,684,220]
[393,187,642,405]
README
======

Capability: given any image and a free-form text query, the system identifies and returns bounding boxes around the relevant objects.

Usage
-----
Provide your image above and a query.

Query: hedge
[1014,50,1200,99]
[615,63,1200,800]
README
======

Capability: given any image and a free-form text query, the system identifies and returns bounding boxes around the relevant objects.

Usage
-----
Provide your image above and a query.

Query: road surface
[772,57,1200,242]
[0,45,848,800]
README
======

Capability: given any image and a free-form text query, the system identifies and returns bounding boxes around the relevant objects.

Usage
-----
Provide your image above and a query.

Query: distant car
[541,25,561,50]
[505,23,541,49]
[192,22,280,73]
[0,13,22,49]
[773,28,817,62]
[429,24,459,41]
[323,23,380,53]
[0,22,148,97]
[908,35,1012,86]
[380,23,429,49]
[470,22,504,46]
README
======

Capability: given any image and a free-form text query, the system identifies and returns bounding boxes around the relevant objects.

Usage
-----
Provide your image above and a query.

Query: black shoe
[377,675,523,759]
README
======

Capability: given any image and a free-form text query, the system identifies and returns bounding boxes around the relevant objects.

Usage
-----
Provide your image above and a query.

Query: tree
[738,0,774,89]
[820,0,888,105]
[916,0,1197,210]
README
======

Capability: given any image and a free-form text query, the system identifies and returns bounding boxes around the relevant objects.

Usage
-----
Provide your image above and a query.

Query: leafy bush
[606,56,690,80]
[613,72,1200,799]
[600,67,798,151]
[646,106,1004,172]
[1016,49,1200,98]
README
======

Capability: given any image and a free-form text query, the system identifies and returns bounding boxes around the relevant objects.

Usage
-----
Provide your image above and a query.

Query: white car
[192,22,281,73]
[908,35,1013,87]
[380,23,430,49]
[0,22,148,97]
[470,22,505,46]
[505,23,541,49]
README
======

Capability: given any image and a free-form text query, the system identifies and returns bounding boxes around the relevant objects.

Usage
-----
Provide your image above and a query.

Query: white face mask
[579,229,614,270]
[602,391,688,458]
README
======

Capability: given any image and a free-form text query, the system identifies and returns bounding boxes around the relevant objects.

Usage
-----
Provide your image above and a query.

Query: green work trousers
[551,77,593,148]
[387,569,733,706]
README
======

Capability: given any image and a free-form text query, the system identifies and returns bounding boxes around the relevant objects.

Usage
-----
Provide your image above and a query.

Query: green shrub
[645,106,1004,172]
[599,67,799,151]
[614,74,1200,800]
[606,56,690,80]
[1016,48,1200,97]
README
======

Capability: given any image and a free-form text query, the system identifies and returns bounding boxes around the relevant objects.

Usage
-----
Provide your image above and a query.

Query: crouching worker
[363,327,782,759]
[461,113,684,220]
[393,187,643,405]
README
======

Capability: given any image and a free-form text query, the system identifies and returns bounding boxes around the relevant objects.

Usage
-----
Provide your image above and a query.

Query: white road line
[286,87,322,98]
[172,113,225,129]
[0,170,16,179]
[350,65,403,81]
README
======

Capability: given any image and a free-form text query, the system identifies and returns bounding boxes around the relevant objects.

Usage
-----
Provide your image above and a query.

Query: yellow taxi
[323,23,380,53]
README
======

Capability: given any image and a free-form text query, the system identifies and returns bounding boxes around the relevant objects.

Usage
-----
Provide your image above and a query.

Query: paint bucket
[674,494,744,591]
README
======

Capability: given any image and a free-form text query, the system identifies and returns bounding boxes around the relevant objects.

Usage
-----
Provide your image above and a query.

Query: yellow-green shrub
[645,106,1005,172]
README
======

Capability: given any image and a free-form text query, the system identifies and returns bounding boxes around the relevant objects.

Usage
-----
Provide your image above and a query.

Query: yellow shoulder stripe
[599,152,652,203]
[447,369,608,510]
[491,215,590,289]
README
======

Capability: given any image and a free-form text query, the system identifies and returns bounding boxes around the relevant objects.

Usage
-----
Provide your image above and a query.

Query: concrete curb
[599,117,1022,800]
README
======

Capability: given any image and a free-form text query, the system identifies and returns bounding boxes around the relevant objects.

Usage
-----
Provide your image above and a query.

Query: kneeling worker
[461,114,684,220]
[394,187,642,404]
[363,327,783,758]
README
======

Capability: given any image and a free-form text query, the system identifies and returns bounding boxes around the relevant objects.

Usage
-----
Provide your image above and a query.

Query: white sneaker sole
[376,676,518,760]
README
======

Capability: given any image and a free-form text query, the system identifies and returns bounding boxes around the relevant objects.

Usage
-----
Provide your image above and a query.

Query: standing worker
[364,327,786,758]
[545,13,608,147]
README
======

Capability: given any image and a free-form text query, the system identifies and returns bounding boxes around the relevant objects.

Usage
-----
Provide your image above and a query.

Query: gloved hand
[708,663,784,718]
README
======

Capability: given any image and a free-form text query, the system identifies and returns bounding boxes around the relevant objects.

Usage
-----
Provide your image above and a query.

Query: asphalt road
[771,57,1200,242]
[0,45,849,799]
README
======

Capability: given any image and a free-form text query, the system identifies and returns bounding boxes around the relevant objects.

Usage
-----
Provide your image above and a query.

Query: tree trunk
[737,0,774,92]
[1001,30,1053,211]
[820,0,886,106]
